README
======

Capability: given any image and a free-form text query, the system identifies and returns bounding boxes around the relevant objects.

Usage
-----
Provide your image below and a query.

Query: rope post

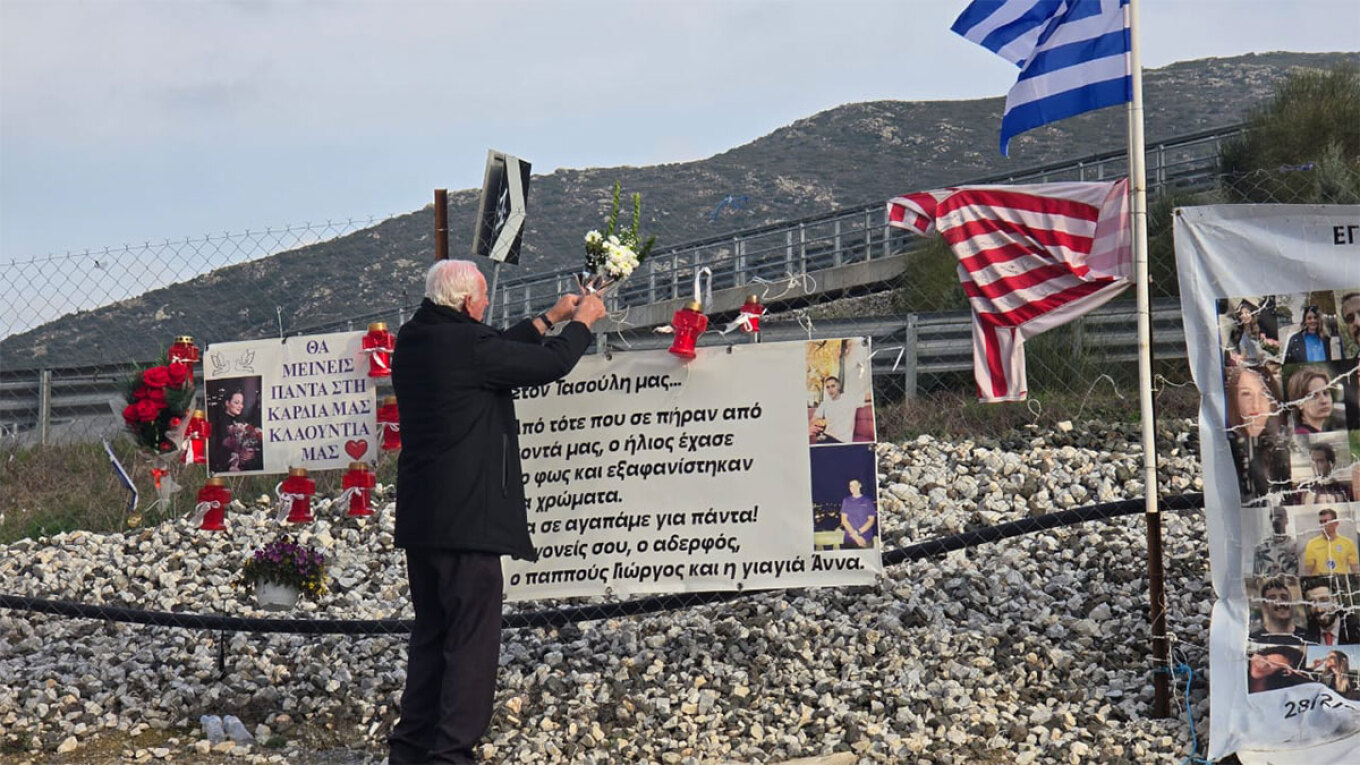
[903,314,919,401]
[434,189,449,262]
[1147,504,1169,716]
[218,629,228,681]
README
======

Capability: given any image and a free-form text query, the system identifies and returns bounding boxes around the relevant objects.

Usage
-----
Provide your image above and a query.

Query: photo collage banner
[1175,205,1360,762]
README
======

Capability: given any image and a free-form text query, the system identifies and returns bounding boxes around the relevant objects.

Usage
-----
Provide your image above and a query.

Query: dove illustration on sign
[209,352,230,377]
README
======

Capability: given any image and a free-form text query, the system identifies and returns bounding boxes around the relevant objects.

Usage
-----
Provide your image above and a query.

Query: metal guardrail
[3,124,1238,442]
[0,298,1188,443]
[233,124,1243,342]
[0,366,393,447]
[489,124,1244,325]
[595,296,1187,398]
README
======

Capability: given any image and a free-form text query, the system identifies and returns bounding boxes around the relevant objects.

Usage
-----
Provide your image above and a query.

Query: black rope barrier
[0,493,1204,634]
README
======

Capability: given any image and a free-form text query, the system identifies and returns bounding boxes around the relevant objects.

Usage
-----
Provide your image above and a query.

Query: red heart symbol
[345,440,368,460]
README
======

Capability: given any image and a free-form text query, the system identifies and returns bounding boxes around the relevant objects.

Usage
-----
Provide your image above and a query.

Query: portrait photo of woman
[1285,365,1344,435]
[1284,304,1334,363]
[206,377,264,473]
[1225,364,1290,503]
[1224,297,1279,367]
[1247,644,1309,694]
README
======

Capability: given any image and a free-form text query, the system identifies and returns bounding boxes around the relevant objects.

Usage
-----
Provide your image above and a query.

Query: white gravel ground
[1,419,1213,764]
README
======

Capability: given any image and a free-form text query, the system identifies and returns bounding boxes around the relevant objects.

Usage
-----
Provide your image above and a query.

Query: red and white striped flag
[888,180,1131,401]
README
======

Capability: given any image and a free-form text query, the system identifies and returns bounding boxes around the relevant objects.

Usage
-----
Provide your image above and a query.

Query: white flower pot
[255,581,300,611]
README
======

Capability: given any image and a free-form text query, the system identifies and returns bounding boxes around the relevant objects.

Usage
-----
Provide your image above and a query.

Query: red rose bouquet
[121,355,196,455]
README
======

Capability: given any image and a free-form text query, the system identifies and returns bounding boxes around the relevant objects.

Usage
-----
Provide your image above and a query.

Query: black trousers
[389,549,503,765]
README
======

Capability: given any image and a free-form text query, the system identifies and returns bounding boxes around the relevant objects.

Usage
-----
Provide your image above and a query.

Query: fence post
[864,209,874,261]
[671,251,681,300]
[834,220,843,267]
[734,237,745,287]
[1071,317,1086,356]
[799,222,807,275]
[37,369,53,446]
[785,229,794,275]
[903,315,918,401]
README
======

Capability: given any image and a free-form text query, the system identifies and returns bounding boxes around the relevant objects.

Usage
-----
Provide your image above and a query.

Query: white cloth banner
[1175,205,1360,763]
[505,338,883,601]
[204,331,378,475]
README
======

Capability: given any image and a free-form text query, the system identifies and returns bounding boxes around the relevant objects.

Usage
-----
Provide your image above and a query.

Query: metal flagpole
[487,263,502,327]
[1127,0,1170,719]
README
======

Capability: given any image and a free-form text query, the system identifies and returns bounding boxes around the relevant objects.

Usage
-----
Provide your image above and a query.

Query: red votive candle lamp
[738,294,765,333]
[168,335,201,367]
[363,322,395,378]
[184,409,210,465]
[281,467,316,524]
[195,476,230,532]
[668,300,708,360]
[342,461,375,517]
[377,396,401,451]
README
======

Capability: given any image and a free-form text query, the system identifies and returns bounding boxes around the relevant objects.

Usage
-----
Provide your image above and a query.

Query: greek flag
[952,0,1132,155]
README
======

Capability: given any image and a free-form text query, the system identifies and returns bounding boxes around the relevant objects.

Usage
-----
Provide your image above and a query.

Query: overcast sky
[2,0,1358,262]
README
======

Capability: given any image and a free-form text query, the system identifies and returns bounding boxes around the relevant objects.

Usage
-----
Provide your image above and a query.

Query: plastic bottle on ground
[199,715,225,745]
[222,715,255,746]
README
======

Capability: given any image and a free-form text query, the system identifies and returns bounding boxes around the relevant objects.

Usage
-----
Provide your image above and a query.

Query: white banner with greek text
[504,338,883,600]
[204,331,378,476]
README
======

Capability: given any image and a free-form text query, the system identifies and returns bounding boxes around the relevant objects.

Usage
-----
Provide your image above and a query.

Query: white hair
[425,259,482,311]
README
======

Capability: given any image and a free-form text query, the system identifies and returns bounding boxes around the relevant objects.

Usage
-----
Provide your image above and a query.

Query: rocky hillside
[4,51,1356,368]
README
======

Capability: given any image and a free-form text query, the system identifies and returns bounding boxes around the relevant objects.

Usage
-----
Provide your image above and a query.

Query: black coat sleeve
[500,317,543,344]
[474,322,593,390]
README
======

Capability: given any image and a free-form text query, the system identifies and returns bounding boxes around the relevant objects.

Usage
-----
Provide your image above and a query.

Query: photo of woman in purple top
[840,479,877,548]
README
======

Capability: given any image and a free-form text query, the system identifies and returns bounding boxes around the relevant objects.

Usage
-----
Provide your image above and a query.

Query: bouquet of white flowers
[582,182,656,292]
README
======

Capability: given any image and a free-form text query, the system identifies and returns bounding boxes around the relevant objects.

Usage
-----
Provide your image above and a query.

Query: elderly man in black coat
[387,258,605,765]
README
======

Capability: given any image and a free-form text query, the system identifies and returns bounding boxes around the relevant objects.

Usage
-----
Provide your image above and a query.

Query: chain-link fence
[1,131,1357,759]
[0,124,1249,449]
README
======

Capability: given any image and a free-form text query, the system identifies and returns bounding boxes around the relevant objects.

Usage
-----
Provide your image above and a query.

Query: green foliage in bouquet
[120,355,195,455]
[237,535,328,600]
[584,182,657,280]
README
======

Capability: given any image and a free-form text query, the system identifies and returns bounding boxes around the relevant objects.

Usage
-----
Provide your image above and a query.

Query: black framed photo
[471,149,531,264]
